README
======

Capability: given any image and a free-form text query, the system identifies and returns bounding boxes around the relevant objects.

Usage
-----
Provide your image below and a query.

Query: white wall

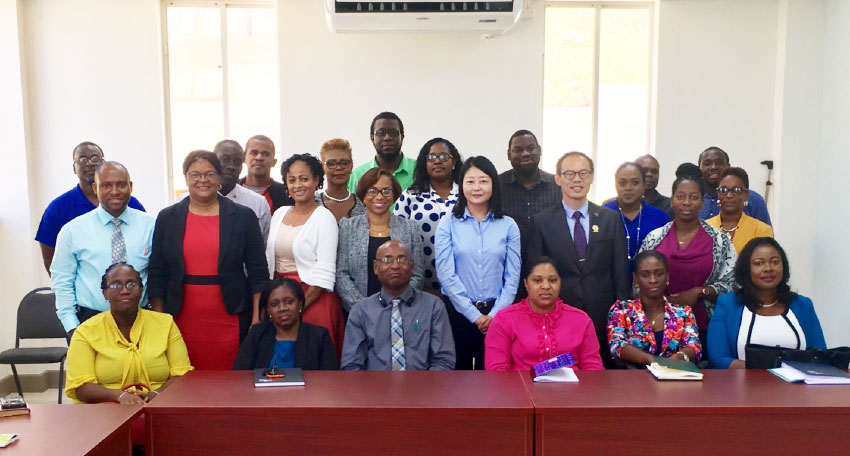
[0,0,38,379]
[654,0,778,200]
[813,0,850,346]
[22,0,169,219]
[277,0,545,174]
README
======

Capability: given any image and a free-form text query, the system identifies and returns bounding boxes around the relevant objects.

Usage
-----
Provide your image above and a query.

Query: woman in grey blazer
[336,169,424,312]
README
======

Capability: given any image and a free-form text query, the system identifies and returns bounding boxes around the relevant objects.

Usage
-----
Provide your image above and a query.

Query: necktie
[572,211,587,260]
[390,298,406,371]
[111,218,127,264]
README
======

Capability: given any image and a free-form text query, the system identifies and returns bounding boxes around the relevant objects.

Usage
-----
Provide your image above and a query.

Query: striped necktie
[390,298,406,371]
[111,218,127,264]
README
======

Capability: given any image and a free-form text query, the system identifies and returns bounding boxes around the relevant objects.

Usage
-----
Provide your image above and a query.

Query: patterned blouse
[607,298,702,361]
[638,220,737,316]
[394,184,459,293]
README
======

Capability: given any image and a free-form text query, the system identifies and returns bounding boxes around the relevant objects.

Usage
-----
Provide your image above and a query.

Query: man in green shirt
[348,111,417,192]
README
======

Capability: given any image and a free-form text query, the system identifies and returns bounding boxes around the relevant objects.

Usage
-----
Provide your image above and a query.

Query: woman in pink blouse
[484,257,604,371]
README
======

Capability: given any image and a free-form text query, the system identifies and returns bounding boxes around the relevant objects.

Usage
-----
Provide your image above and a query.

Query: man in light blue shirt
[51,162,155,337]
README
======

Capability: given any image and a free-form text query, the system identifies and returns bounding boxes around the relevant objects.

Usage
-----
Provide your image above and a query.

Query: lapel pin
[592,225,599,233]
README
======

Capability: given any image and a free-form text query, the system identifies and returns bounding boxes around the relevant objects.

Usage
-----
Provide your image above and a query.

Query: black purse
[744,344,850,369]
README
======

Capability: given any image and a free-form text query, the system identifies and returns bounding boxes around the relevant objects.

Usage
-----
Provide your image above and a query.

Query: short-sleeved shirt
[36,184,146,248]
[347,154,417,193]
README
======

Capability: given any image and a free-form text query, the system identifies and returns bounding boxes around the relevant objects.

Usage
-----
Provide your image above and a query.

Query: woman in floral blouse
[607,250,701,365]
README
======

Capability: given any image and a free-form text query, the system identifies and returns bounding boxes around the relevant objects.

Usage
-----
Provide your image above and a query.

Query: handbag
[744,344,850,369]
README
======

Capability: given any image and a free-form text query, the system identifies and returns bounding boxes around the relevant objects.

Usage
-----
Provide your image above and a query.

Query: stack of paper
[647,356,703,381]
[769,361,850,385]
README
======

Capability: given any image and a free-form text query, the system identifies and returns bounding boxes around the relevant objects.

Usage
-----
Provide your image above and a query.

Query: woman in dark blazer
[234,277,338,370]
[148,150,268,370]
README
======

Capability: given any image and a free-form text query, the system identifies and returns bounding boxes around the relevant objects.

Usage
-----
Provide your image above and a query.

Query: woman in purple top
[638,164,736,346]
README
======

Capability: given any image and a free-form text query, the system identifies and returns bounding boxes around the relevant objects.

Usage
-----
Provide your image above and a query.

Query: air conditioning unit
[325,1,524,33]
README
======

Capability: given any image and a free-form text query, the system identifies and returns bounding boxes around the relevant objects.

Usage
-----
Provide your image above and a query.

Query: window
[163,1,279,197]
[543,2,654,201]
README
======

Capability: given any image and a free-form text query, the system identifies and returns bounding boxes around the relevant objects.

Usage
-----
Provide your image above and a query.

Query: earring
[744,201,749,206]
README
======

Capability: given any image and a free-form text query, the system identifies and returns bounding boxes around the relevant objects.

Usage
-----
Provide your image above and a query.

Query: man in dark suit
[527,152,631,368]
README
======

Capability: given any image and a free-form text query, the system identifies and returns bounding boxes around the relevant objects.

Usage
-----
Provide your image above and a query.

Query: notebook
[647,356,703,381]
[253,367,305,387]
[769,361,850,385]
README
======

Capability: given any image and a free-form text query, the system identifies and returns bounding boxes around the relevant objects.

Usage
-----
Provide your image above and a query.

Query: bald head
[374,240,414,294]
[94,161,132,218]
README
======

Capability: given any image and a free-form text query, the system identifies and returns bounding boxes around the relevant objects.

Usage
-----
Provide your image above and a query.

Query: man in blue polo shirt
[35,142,145,273]
[698,146,771,225]
[51,161,155,338]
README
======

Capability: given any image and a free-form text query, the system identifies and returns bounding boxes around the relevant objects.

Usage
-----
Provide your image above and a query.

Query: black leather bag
[745,344,850,369]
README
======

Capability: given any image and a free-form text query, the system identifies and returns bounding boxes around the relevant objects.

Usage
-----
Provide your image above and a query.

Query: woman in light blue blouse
[394,138,462,295]
[435,156,521,370]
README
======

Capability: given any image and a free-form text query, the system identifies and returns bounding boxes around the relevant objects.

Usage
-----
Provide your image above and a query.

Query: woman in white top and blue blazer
[265,153,345,356]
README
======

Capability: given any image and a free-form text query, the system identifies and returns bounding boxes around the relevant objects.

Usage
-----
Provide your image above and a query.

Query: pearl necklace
[323,190,352,203]
[618,204,642,261]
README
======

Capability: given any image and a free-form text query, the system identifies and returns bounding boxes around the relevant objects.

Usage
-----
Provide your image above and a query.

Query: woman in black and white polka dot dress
[394,138,462,296]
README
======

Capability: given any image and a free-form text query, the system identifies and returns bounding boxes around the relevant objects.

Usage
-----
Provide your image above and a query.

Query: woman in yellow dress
[65,262,193,404]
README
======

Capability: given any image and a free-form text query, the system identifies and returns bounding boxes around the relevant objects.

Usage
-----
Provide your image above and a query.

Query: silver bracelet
[117,391,129,402]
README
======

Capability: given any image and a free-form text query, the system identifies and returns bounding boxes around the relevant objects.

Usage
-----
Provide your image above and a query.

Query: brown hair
[355,168,402,202]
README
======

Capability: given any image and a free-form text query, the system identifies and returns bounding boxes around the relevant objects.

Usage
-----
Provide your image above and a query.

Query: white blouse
[736,307,807,360]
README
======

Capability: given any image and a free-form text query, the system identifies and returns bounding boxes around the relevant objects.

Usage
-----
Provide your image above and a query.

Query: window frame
[159,0,277,201]
[543,0,656,200]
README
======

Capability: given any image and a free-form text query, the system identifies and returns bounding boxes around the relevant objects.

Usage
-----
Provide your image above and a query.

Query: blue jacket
[707,292,826,368]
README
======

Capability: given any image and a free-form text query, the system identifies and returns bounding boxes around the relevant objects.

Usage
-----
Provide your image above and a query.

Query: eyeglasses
[75,155,104,166]
[324,159,352,169]
[377,255,410,265]
[426,153,452,162]
[366,187,394,198]
[187,171,219,181]
[105,281,140,290]
[717,186,747,195]
[373,129,401,139]
[560,169,593,180]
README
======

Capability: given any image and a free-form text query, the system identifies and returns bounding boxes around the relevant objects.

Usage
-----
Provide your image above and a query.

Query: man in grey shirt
[341,240,455,370]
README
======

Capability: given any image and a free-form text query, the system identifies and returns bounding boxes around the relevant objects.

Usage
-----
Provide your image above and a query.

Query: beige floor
[14,388,71,405]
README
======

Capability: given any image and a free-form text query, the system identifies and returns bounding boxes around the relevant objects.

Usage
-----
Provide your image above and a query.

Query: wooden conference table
[143,369,850,455]
[145,370,535,455]
[524,369,850,455]
[0,403,143,456]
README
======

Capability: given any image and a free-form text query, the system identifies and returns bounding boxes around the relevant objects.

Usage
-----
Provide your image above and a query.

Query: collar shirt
[498,169,562,239]
[36,184,145,248]
[562,200,590,245]
[341,287,456,371]
[51,206,155,332]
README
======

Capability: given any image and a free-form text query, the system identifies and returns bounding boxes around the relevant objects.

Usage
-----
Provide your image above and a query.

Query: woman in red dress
[265,153,345,356]
[148,150,268,369]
